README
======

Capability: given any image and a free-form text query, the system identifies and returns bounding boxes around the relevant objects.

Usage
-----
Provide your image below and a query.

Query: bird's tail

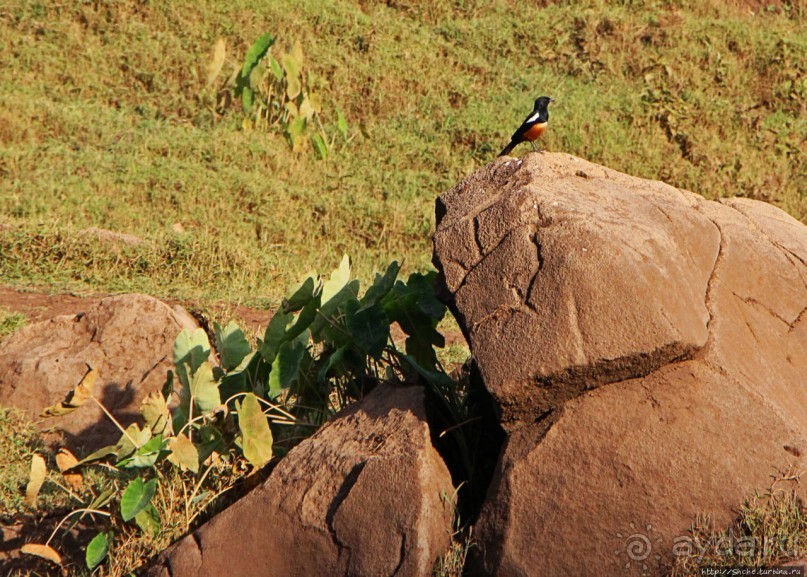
[498,141,516,157]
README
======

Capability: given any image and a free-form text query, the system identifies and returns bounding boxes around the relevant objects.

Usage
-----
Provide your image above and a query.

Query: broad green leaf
[121,478,157,522]
[316,344,350,383]
[24,454,46,507]
[361,261,400,307]
[119,435,165,469]
[189,362,221,414]
[311,279,361,339]
[214,321,251,371]
[135,503,161,536]
[267,339,306,399]
[115,423,152,461]
[241,86,255,114]
[167,433,200,474]
[285,297,319,343]
[85,532,109,570]
[345,301,389,359]
[240,33,275,79]
[311,133,328,160]
[321,255,351,305]
[141,391,170,436]
[237,393,274,468]
[261,309,292,364]
[196,424,223,464]
[72,444,117,468]
[173,328,210,388]
[269,55,283,80]
[283,274,319,313]
[337,110,348,142]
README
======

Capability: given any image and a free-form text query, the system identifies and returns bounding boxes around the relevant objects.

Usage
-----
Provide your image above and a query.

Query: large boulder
[0,294,198,449]
[433,152,807,576]
[149,383,455,577]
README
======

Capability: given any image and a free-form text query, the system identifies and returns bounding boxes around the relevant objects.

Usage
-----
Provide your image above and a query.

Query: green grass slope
[0,0,804,303]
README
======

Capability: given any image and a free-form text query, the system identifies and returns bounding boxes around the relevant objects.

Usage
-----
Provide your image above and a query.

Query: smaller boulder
[0,294,198,450]
[149,383,455,577]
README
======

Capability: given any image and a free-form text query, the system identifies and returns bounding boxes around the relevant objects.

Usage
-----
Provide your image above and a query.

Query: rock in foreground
[433,152,807,576]
[149,384,454,577]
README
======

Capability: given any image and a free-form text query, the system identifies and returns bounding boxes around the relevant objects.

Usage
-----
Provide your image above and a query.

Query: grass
[670,481,807,575]
[0,307,26,341]
[0,0,804,305]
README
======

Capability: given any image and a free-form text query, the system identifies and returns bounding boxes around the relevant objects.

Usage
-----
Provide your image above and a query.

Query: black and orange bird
[498,96,555,157]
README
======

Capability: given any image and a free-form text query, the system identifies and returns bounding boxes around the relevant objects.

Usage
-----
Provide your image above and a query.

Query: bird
[498,96,555,157]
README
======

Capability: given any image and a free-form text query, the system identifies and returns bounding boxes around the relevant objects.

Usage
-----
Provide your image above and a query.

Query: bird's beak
[549,98,556,103]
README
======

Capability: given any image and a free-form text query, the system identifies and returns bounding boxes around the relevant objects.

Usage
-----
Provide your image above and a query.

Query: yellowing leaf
[290,40,304,68]
[141,391,170,436]
[55,449,83,492]
[25,454,47,507]
[299,97,315,120]
[167,434,200,473]
[189,362,221,414]
[21,543,61,565]
[206,38,226,87]
[41,368,98,418]
[237,393,273,468]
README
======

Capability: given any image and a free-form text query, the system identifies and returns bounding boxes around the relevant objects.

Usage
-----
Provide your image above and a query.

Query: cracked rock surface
[148,384,454,577]
[433,153,807,576]
[0,294,198,450]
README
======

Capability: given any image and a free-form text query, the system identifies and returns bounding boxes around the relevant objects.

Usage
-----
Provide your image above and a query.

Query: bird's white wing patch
[526,110,542,123]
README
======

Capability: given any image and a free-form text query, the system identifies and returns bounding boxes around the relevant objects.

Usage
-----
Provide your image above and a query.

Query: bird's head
[534,96,555,110]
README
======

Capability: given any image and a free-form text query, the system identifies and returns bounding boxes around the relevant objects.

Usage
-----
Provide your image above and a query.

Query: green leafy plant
[231,33,347,158]
[25,256,468,572]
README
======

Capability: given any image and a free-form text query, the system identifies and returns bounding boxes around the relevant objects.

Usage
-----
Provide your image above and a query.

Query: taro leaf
[311,133,328,160]
[218,351,257,402]
[55,449,83,492]
[206,38,226,87]
[196,424,223,464]
[240,33,275,80]
[173,328,211,388]
[282,273,319,313]
[85,532,110,570]
[282,53,301,99]
[285,296,319,343]
[345,301,389,359]
[299,96,315,120]
[287,116,307,151]
[316,344,350,383]
[21,543,61,566]
[405,272,446,321]
[135,503,161,536]
[237,393,274,468]
[260,309,292,364]
[141,391,170,436]
[267,337,306,399]
[214,321,251,371]
[337,110,348,142]
[72,444,118,468]
[189,362,221,415]
[119,434,165,469]
[24,454,46,507]
[242,86,255,115]
[167,433,200,473]
[41,368,98,417]
[321,255,351,306]
[268,55,283,80]
[115,423,152,461]
[361,261,400,307]
[312,280,360,341]
[121,478,157,522]
[308,91,322,113]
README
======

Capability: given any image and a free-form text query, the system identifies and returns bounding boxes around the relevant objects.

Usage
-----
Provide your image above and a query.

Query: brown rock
[433,153,807,576]
[0,294,198,450]
[149,384,454,577]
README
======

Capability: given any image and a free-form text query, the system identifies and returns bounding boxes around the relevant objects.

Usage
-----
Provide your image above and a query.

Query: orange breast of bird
[523,122,547,141]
